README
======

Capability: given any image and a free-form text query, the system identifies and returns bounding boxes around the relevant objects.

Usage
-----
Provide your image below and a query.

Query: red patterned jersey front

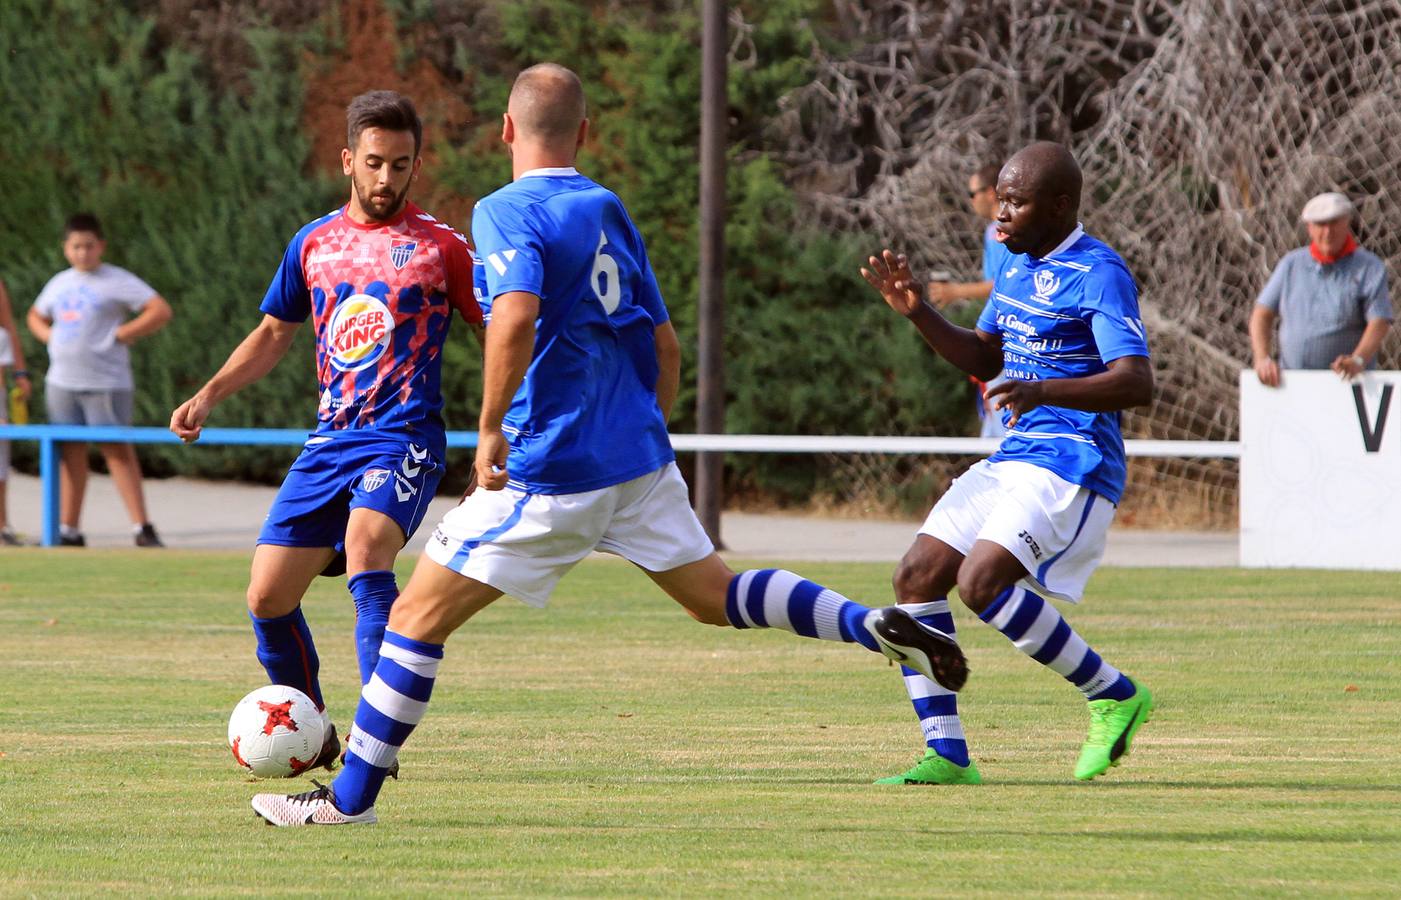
[260,202,481,450]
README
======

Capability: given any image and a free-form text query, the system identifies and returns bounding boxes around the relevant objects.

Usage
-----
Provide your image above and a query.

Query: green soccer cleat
[1075,677,1153,781]
[875,749,982,785]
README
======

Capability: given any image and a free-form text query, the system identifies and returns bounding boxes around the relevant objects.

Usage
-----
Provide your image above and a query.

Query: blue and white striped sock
[724,569,879,652]
[979,586,1134,701]
[331,630,443,815]
[899,598,969,766]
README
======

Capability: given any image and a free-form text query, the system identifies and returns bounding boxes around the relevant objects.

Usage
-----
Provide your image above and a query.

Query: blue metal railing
[1,423,1238,548]
[0,424,480,547]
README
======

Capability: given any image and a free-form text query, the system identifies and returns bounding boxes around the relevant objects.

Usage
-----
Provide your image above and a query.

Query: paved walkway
[1,472,1237,566]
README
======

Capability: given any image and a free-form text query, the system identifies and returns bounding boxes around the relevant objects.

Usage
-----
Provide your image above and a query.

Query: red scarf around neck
[1310,234,1358,265]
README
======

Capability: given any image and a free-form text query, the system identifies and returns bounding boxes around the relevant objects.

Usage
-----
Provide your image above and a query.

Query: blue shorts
[258,432,445,572]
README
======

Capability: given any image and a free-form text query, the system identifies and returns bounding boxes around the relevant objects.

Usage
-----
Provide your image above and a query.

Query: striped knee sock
[249,607,324,711]
[899,598,969,766]
[978,586,1134,701]
[724,569,879,651]
[331,630,443,815]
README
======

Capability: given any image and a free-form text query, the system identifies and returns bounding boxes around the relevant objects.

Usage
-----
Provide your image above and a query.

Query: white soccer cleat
[865,606,969,692]
[250,780,376,826]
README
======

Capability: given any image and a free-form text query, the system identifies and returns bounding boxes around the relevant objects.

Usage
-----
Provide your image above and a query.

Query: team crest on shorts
[328,293,394,372]
[361,468,391,492]
[389,239,418,271]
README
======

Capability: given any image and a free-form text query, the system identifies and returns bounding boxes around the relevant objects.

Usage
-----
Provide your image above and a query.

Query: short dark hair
[64,212,103,239]
[346,90,423,157]
[972,163,1002,192]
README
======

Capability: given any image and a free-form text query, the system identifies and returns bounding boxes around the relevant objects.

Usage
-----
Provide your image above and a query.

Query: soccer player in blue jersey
[250,63,966,826]
[860,141,1155,785]
[171,91,481,774]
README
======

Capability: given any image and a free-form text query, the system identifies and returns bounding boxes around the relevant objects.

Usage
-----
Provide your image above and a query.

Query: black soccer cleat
[866,606,969,692]
[309,722,341,773]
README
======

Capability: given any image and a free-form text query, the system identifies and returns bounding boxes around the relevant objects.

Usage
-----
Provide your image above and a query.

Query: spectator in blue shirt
[1250,192,1392,387]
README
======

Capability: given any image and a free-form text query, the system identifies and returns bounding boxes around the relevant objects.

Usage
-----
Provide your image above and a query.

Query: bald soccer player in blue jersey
[861,142,1155,785]
[251,63,968,826]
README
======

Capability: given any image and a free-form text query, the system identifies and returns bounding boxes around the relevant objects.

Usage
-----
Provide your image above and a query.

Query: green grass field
[2,550,1399,896]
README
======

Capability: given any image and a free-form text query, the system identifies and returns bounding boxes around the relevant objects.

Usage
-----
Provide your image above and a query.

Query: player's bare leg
[892,535,961,604]
[247,544,336,619]
[952,538,1026,614]
[645,552,967,691]
[878,535,981,785]
[343,507,406,575]
[58,441,88,541]
[387,553,504,643]
[642,552,733,624]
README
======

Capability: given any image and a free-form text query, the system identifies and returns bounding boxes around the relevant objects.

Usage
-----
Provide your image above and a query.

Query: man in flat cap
[1250,192,1392,386]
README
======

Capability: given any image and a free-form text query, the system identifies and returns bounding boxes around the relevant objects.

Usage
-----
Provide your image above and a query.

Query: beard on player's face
[353,174,411,221]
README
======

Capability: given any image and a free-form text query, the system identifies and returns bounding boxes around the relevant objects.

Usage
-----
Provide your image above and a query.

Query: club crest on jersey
[1032,269,1060,300]
[328,294,394,372]
[361,468,391,492]
[389,239,418,271]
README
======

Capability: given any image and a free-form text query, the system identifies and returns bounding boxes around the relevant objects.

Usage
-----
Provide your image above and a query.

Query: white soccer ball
[227,685,327,778]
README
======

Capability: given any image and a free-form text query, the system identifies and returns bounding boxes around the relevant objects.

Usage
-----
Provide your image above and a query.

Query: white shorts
[919,459,1115,603]
[424,463,714,607]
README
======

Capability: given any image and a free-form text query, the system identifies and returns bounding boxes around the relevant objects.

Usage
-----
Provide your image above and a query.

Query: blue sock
[979,586,1135,701]
[332,630,443,815]
[347,570,399,685]
[249,607,324,710]
[899,598,970,766]
[724,569,879,652]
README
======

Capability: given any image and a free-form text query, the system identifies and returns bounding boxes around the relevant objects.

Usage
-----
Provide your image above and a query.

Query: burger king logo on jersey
[328,294,395,372]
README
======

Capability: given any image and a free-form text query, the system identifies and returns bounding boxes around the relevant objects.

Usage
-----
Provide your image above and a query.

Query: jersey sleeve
[32,274,61,318]
[975,294,1001,335]
[1081,262,1150,363]
[470,198,545,301]
[110,267,157,310]
[1361,256,1394,322]
[1255,255,1290,312]
[441,229,484,325]
[628,220,669,326]
[259,231,312,322]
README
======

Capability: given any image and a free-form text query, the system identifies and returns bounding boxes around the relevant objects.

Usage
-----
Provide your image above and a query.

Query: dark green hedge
[0,0,974,500]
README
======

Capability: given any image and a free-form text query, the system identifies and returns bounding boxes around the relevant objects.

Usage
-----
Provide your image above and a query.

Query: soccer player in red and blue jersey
[171,91,482,770]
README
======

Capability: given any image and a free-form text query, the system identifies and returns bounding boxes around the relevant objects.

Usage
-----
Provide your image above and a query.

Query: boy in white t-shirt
[26,213,174,547]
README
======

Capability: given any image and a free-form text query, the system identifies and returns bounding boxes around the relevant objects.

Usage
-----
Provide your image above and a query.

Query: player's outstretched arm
[988,355,1153,428]
[861,249,1003,380]
[476,291,540,490]
[170,315,300,443]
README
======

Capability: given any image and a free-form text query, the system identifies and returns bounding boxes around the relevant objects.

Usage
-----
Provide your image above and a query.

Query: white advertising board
[1240,369,1401,569]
